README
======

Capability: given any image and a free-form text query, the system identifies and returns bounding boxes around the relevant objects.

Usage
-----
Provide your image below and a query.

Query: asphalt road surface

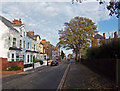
[2,61,69,90]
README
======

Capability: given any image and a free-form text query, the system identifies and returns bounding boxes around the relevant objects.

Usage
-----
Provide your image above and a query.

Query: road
[2,61,69,90]
[2,59,116,90]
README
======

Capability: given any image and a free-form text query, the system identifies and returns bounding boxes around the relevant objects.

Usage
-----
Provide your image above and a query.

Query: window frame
[13,38,16,47]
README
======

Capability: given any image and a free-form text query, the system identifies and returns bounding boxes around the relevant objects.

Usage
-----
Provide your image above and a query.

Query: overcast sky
[0,0,118,56]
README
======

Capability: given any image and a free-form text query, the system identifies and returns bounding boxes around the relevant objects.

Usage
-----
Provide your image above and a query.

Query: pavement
[63,59,116,90]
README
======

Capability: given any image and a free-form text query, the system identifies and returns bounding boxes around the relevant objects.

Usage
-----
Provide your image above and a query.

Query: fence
[81,59,116,82]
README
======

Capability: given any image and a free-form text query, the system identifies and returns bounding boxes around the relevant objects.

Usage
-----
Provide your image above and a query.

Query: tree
[72,0,120,18]
[107,0,120,18]
[61,50,65,59]
[57,16,98,61]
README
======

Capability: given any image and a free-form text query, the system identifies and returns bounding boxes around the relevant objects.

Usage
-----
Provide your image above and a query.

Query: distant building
[52,46,60,60]
[41,39,52,59]
[92,32,119,46]
[92,33,105,47]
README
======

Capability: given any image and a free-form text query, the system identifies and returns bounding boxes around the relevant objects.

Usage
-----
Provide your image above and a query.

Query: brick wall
[0,57,24,71]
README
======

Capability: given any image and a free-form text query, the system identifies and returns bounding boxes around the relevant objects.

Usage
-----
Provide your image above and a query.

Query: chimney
[48,41,50,44]
[114,32,117,38]
[28,31,34,36]
[12,19,22,24]
[103,33,105,39]
[42,39,46,41]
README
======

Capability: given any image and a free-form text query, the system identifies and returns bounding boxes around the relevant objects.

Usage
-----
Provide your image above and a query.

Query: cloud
[1,2,112,54]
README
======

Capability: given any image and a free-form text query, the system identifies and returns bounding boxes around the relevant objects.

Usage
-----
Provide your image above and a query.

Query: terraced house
[0,16,40,70]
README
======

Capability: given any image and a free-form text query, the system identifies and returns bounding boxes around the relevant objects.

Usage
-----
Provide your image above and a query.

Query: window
[16,53,19,61]
[12,54,14,61]
[23,55,24,61]
[31,55,32,62]
[20,28,22,34]
[28,42,29,49]
[34,44,35,51]
[44,55,46,59]
[27,55,29,62]
[24,32,25,36]
[13,38,16,47]
[20,40,22,48]
[23,41,25,48]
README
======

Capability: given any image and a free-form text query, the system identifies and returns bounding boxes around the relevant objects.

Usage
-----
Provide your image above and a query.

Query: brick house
[52,46,60,60]
[92,33,105,47]
[92,32,119,47]
[41,39,52,59]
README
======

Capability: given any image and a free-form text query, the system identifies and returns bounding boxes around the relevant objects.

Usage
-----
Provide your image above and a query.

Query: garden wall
[0,57,24,73]
[81,59,116,82]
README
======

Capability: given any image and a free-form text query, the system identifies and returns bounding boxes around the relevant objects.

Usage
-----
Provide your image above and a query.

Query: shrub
[3,65,21,71]
[86,39,120,59]
[47,58,50,61]
[39,60,43,65]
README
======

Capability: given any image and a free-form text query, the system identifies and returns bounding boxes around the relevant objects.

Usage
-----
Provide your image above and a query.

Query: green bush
[3,65,21,71]
[86,39,120,59]
[47,58,50,60]
[39,60,43,65]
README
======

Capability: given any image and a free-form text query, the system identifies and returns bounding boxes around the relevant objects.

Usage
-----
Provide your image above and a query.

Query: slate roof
[93,34,104,39]
[0,16,19,33]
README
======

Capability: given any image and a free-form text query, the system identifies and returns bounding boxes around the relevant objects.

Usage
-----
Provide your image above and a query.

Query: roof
[0,16,19,33]
[27,32,36,41]
[12,24,24,27]
[93,34,104,39]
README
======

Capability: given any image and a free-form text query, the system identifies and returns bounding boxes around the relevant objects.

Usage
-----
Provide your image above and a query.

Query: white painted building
[40,53,47,60]
[0,16,22,61]
[12,21,27,63]
[39,42,43,53]
[0,16,40,67]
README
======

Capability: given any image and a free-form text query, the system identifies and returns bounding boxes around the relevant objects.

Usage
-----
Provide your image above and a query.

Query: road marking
[56,63,70,91]
[38,70,43,73]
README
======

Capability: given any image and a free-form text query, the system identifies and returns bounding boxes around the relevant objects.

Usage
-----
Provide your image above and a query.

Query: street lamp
[47,46,49,66]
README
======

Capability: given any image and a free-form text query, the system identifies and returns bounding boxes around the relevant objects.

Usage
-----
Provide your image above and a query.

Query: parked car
[55,60,59,65]
[67,58,70,61]
[51,60,59,66]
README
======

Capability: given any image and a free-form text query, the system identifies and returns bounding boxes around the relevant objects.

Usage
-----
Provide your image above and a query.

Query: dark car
[55,60,59,65]
[51,60,59,66]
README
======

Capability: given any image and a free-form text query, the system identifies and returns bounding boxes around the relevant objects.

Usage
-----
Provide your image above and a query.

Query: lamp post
[115,54,119,88]
[47,46,49,66]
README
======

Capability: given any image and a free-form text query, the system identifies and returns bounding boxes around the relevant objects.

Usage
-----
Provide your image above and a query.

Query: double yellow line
[57,63,71,91]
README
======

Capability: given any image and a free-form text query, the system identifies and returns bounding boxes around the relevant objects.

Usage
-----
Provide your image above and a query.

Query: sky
[0,0,118,56]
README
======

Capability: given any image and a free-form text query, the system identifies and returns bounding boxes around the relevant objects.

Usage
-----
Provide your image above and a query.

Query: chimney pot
[103,33,105,39]
[114,32,117,38]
